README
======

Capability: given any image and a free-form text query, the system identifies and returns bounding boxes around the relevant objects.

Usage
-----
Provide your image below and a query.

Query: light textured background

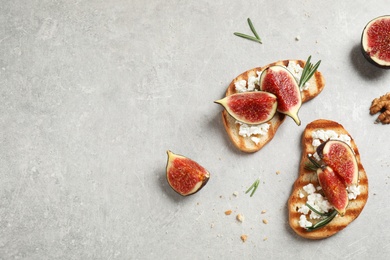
[1,0,389,259]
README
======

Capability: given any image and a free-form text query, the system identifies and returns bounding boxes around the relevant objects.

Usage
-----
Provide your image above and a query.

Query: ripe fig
[317,140,358,185]
[166,151,210,196]
[214,91,278,125]
[259,65,302,125]
[361,15,390,69]
[317,166,349,216]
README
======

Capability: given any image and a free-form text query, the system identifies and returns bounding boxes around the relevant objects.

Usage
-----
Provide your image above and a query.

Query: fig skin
[317,166,349,216]
[259,65,302,125]
[214,91,278,125]
[317,140,359,186]
[361,15,390,69]
[166,151,210,196]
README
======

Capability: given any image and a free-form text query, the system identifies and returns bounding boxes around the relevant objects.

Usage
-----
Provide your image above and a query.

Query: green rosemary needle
[299,56,321,89]
[247,18,261,42]
[245,177,260,197]
[233,32,262,43]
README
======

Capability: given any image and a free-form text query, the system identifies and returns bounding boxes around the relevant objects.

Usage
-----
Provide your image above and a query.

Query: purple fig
[361,15,390,69]
[259,65,302,125]
[166,151,210,196]
[215,91,277,125]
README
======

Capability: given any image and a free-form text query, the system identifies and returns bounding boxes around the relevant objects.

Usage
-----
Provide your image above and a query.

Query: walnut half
[370,92,390,124]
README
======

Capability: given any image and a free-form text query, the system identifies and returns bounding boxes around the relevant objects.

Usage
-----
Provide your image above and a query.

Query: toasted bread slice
[221,59,325,153]
[288,119,368,239]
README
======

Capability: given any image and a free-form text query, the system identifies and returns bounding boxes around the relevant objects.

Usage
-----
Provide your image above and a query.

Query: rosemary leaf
[234,32,262,44]
[307,155,322,169]
[306,210,338,231]
[245,177,260,197]
[304,162,318,172]
[247,18,261,42]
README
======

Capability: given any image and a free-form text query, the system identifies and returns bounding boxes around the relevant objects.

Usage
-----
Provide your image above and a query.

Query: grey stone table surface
[1,0,390,259]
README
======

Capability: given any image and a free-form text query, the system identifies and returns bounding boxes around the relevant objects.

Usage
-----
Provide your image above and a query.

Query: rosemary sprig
[299,56,321,89]
[306,210,338,231]
[234,18,262,44]
[245,177,260,197]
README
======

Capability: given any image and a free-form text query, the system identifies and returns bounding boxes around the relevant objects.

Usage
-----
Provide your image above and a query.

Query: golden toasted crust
[288,119,368,239]
[222,59,326,153]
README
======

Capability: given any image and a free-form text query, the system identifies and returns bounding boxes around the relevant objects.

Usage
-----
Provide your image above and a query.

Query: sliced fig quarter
[166,151,210,196]
[317,140,359,185]
[361,15,390,69]
[259,65,302,125]
[214,91,277,125]
[317,166,349,216]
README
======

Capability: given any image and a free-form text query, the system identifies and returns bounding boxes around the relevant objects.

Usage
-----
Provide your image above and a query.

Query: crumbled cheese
[251,136,261,144]
[303,183,316,195]
[299,215,313,228]
[299,191,305,198]
[347,185,361,200]
[236,121,270,138]
[311,129,351,148]
[234,71,262,93]
[234,80,247,92]
[286,61,309,91]
[307,193,333,219]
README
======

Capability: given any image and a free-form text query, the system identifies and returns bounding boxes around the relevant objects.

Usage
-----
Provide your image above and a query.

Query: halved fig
[166,150,210,196]
[214,91,277,125]
[317,140,358,185]
[361,15,390,69]
[259,65,302,125]
[317,166,349,216]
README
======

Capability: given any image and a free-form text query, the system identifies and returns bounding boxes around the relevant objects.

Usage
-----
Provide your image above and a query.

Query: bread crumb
[225,210,232,215]
[263,237,268,241]
[240,235,248,242]
[262,219,268,224]
[233,191,239,197]
[261,210,266,214]
[276,170,281,175]
[236,214,244,222]
[295,36,300,41]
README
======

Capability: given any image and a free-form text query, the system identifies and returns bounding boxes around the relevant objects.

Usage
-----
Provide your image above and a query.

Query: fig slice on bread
[220,59,325,153]
[288,119,368,239]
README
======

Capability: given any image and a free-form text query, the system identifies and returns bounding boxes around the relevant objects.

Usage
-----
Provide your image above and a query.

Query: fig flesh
[166,151,210,196]
[259,65,302,125]
[317,140,358,185]
[361,15,390,69]
[215,91,277,125]
[317,166,349,216]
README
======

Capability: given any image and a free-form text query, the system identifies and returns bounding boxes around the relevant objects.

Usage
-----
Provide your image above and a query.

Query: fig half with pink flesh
[259,65,302,125]
[361,15,390,69]
[166,151,210,196]
[215,91,277,125]
[317,140,359,185]
[317,166,349,216]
